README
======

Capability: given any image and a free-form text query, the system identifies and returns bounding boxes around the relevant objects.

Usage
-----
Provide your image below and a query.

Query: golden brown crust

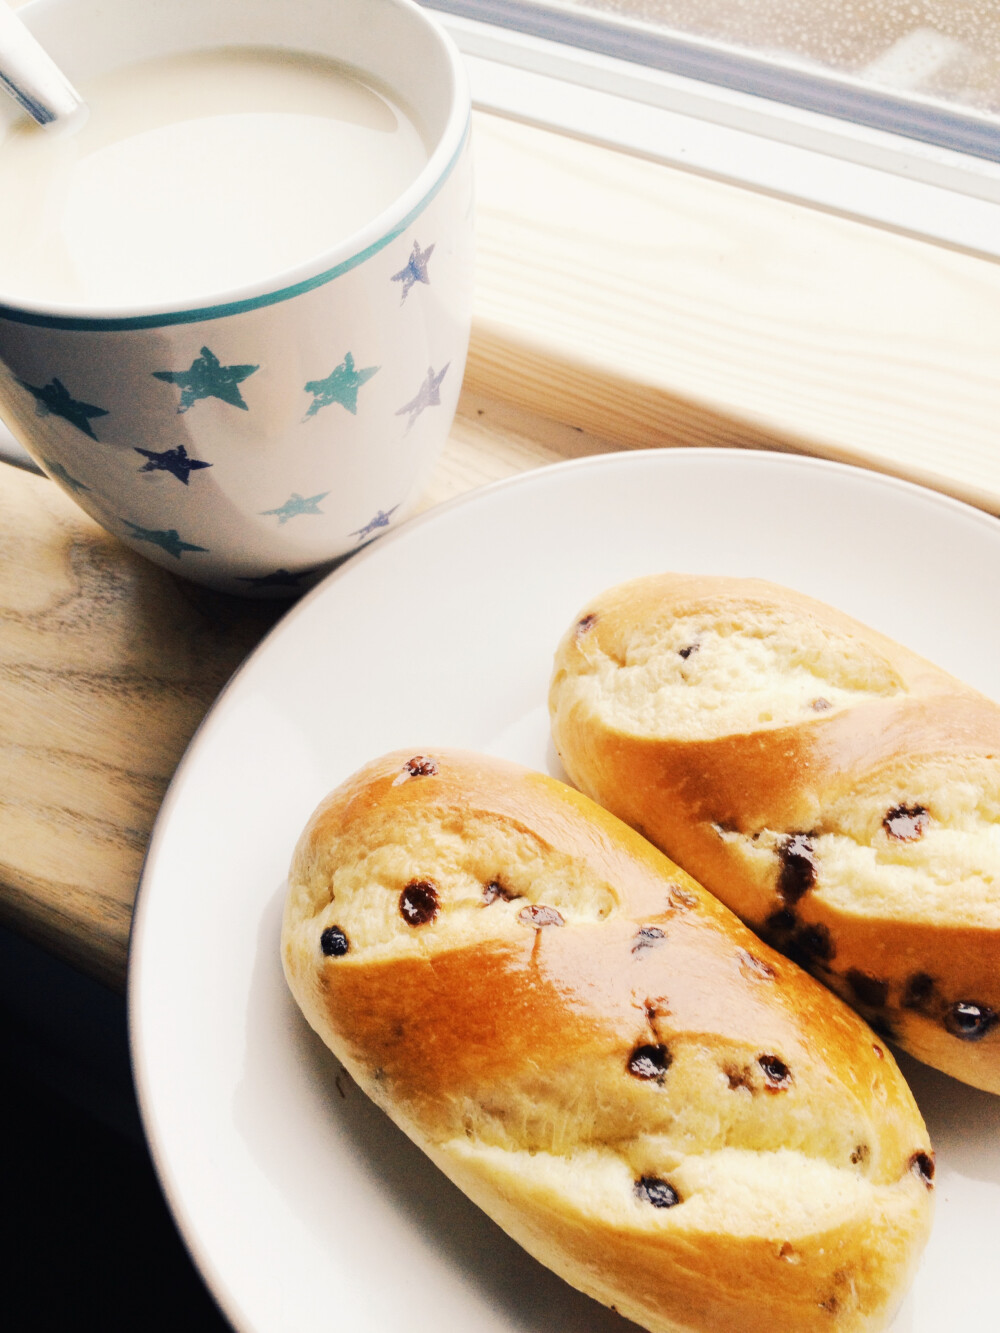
[283,748,933,1333]
[549,572,1000,1093]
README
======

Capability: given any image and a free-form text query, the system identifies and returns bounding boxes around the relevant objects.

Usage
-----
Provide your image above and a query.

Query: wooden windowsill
[468,110,1000,515]
[2,106,999,992]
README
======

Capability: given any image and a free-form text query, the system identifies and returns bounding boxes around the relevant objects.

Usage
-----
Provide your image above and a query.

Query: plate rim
[127,445,1000,1333]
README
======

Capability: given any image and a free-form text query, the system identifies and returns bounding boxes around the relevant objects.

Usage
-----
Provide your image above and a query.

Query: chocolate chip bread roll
[283,749,933,1333]
[549,572,1000,1095]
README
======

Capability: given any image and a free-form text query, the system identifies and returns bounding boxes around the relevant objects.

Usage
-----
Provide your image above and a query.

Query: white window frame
[428,3,1000,260]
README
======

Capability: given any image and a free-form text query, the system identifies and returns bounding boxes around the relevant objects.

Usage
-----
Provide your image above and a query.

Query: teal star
[122,520,208,559]
[18,377,108,440]
[260,491,329,524]
[43,459,89,492]
[153,346,258,413]
[303,352,379,419]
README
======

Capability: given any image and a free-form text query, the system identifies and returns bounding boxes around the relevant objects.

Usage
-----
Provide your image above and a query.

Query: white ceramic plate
[130,448,1000,1333]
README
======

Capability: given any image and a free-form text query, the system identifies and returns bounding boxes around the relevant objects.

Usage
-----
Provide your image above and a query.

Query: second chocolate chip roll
[549,571,1000,1095]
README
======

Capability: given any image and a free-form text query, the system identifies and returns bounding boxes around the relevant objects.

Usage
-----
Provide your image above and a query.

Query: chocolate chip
[575,613,597,637]
[909,1151,935,1188]
[628,1043,671,1080]
[392,755,440,784]
[737,948,775,980]
[758,1054,792,1089]
[810,697,832,711]
[869,1013,896,1041]
[634,1176,680,1208]
[945,1001,998,1041]
[846,969,889,1009]
[678,642,699,659]
[725,1064,754,1091]
[790,922,835,965]
[763,909,835,968]
[903,972,936,1012]
[399,880,439,926]
[872,1043,884,1059]
[632,925,666,955]
[634,1178,682,1210]
[320,925,349,957]
[518,904,565,928]
[883,804,930,841]
[483,879,517,905]
[777,834,817,904]
[765,907,797,935]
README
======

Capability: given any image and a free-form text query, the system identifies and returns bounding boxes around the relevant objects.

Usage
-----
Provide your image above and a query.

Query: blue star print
[391,240,435,301]
[18,377,108,440]
[396,364,450,431]
[153,346,258,413]
[236,568,313,589]
[122,521,208,559]
[352,505,399,541]
[135,445,212,485]
[43,459,89,492]
[260,491,329,524]
[303,353,379,418]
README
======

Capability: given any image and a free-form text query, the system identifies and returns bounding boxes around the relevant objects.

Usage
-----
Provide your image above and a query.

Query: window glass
[572,0,1000,115]
[436,0,1000,159]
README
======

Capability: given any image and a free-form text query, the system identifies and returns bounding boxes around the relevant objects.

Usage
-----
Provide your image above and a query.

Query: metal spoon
[0,0,83,126]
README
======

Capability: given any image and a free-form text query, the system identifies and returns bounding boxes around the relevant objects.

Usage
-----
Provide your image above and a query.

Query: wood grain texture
[421,389,624,508]
[0,465,283,986]
[5,104,1000,989]
[0,392,595,988]
[468,112,1000,513]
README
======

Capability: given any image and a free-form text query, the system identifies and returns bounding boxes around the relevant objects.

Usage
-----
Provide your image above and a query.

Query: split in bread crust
[283,748,933,1333]
[549,572,1000,1094]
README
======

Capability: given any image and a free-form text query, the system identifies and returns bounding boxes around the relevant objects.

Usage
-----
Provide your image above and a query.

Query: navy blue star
[352,505,400,541]
[235,568,313,589]
[391,240,435,302]
[135,444,213,485]
[18,377,108,440]
[43,459,90,492]
[122,521,208,559]
[396,364,450,432]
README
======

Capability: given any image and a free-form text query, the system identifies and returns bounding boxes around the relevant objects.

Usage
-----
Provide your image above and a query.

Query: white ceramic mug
[0,0,473,594]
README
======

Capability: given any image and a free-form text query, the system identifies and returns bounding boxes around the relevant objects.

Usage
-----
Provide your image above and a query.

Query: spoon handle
[0,0,83,125]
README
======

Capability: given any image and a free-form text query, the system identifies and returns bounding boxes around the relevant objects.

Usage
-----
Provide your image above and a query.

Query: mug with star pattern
[0,0,473,594]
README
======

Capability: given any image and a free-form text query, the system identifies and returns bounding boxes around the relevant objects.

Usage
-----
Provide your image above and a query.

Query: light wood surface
[468,113,1000,514]
[0,392,612,989]
[4,104,1000,990]
[0,462,282,987]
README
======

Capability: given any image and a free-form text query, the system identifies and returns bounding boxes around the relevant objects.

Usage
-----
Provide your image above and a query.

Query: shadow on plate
[233,880,632,1333]
[892,1048,1000,1186]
